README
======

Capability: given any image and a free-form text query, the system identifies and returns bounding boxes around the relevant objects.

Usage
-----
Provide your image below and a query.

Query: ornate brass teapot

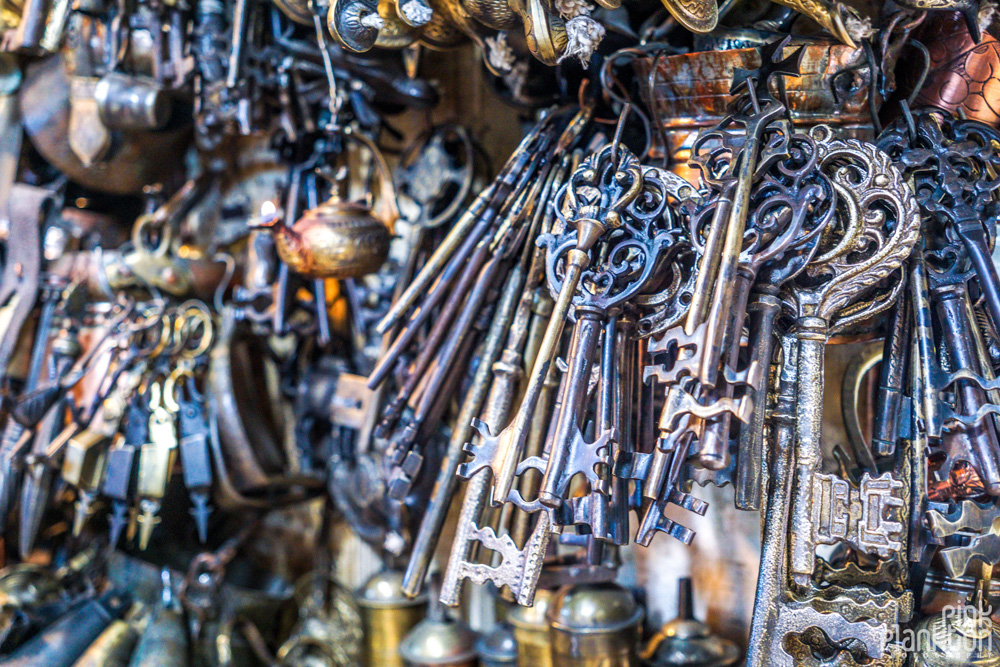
[259,129,398,280]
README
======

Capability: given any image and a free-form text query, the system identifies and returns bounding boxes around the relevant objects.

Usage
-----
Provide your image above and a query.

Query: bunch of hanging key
[0,295,218,558]
[361,35,1000,665]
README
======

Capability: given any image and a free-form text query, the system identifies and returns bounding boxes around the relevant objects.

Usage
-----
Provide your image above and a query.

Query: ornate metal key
[784,129,920,587]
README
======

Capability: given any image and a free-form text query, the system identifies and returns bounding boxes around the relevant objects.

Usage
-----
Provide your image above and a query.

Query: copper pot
[634,37,879,179]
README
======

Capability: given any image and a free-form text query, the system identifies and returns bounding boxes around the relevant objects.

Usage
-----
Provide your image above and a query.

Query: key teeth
[457,419,499,480]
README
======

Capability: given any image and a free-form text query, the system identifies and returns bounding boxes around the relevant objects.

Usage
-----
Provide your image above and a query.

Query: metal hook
[610,103,632,165]
[905,39,931,107]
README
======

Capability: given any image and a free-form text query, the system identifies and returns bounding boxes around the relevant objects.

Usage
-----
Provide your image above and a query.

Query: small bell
[641,578,740,667]
[547,582,644,667]
[355,570,428,667]
[398,589,478,667]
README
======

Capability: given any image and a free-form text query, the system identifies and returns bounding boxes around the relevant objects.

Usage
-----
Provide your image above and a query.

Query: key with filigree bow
[458,138,649,511]
[696,130,834,484]
[732,130,838,511]
[745,335,914,667]
[644,37,804,473]
[877,107,1000,495]
[781,129,920,588]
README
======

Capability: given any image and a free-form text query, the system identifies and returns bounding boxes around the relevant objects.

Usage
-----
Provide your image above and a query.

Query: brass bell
[398,598,478,667]
[912,604,1000,666]
[258,129,398,280]
[547,582,644,667]
[476,621,517,667]
[641,578,740,667]
[508,587,555,667]
[355,570,428,667]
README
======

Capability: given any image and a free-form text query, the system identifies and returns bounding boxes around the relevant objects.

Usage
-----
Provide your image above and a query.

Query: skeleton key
[440,311,556,607]
[745,335,912,667]
[928,268,1000,493]
[169,372,214,544]
[870,288,912,458]
[401,261,526,597]
[369,128,554,399]
[460,140,644,507]
[373,152,548,446]
[440,217,572,606]
[696,136,831,470]
[645,40,807,475]
[784,130,920,587]
[59,361,143,541]
[388,216,529,465]
[672,39,802,389]
[733,139,837,510]
[136,379,180,550]
[879,106,1000,333]
[102,399,147,547]
[376,116,557,336]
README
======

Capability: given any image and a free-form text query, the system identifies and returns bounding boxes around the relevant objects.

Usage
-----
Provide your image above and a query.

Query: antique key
[877,107,1000,494]
[745,336,913,667]
[784,130,920,587]
[102,397,148,546]
[137,379,180,550]
[460,135,647,509]
[60,362,145,540]
[172,377,214,544]
[643,38,806,479]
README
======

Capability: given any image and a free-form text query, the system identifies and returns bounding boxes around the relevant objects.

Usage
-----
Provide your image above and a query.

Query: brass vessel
[260,130,397,280]
[398,607,478,667]
[508,588,554,667]
[641,579,740,667]
[264,195,394,279]
[547,582,644,667]
[355,570,428,667]
[476,621,517,666]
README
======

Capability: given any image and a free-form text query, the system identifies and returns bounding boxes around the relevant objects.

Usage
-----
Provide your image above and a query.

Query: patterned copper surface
[914,12,1000,127]
[634,42,874,176]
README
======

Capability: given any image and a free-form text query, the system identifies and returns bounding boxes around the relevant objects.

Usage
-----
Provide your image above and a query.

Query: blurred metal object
[1,592,130,667]
[508,588,555,667]
[71,614,141,667]
[912,605,1000,666]
[94,73,170,132]
[547,583,643,667]
[19,55,189,195]
[398,604,478,667]
[355,570,428,667]
[127,607,188,667]
[276,571,363,667]
[476,622,517,667]
[641,578,739,667]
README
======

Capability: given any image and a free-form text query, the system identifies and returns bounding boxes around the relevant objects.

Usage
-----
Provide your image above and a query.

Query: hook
[610,103,632,165]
